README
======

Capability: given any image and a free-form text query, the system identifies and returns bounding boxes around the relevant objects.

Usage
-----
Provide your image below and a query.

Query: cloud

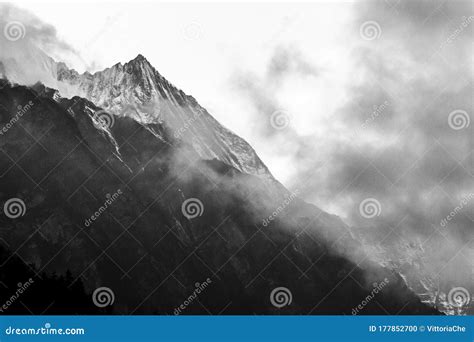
[0,3,78,54]
[231,0,473,291]
[266,46,319,82]
[0,3,89,85]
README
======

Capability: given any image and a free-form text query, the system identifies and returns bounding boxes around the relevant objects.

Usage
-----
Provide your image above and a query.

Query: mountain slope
[1,49,273,180]
[0,80,438,314]
[59,55,275,180]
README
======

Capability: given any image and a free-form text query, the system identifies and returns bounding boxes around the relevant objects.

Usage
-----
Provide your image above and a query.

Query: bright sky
[12,0,356,188]
[4,0,473,291]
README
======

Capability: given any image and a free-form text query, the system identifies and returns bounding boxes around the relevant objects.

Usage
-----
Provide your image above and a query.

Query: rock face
[0,78,439,315]
[56,55,274,181]
[1,49,273,180]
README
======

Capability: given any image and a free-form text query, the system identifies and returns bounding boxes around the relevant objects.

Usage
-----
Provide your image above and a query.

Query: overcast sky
[8,0,353,183]
[3,0,473,268]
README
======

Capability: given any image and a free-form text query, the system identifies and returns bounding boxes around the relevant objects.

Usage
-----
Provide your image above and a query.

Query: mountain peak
[123,54,155,76]
[130,54,149,65]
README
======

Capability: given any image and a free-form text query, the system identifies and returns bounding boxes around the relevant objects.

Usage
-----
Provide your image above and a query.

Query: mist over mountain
[0,76,438,314]
[0,2,471,316]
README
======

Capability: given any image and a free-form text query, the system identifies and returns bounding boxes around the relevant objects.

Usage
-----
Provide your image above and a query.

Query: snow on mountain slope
[54,55,273,180]
[0,43,59,87]
[350,224,473,315]
[0,49,273,181]
[0,80,440,314]
[0,52,453,315]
